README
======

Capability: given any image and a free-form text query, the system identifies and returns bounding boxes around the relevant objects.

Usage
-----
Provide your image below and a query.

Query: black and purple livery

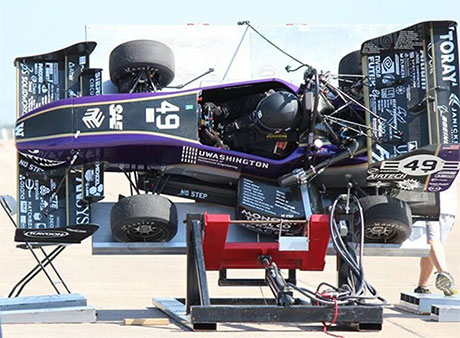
[13,21,460,243]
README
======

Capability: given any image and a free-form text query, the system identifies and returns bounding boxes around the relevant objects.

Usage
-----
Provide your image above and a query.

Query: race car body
[13,21,460,244]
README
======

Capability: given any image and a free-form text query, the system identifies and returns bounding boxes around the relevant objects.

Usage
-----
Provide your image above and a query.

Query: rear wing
[14,42,104,229]
[362,21,460,192]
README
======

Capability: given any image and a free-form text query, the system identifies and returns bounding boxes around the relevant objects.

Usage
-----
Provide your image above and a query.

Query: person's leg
[418,256,434,287]
[434,215,457,295]
[414,221,437,293]
[427,239,448,273]
[415,221,444,293]
[415,217,457,295]
[426,216,457,296]
[417,239,454,294]
[415,255,434,293]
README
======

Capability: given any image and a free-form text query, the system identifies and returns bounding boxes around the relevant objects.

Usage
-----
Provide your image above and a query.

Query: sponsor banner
[17,60,61,117]
[367,144,460,191]
[80,68,102,97]
[15,224,98,243]
[236,177,305,235]
[363,24,429,162]
[426,144,460,191]
[181,146,270,170]
[432,24,460,144]
[17,153,67,229]
[67,170,91,225]
[362,21,459,163]
[17,153,95,229]
[82,162,104,202]
[15,42,96,117]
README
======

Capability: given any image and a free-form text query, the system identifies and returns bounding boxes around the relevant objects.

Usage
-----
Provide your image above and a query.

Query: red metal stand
[153,213,383,331]
[202,213,331,271]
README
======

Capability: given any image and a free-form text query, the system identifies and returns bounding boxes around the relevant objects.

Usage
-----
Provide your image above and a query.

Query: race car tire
[358,195,412,244]
[338,50,364,105]
[338,50,362,89]
[110,194,178,242]
[109,40,175,91]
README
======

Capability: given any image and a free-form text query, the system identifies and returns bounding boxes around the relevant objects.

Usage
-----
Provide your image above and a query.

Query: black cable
[222,25,250,81]
[238,21,312,70]
[328,194,386,305]
[266,254,384,306]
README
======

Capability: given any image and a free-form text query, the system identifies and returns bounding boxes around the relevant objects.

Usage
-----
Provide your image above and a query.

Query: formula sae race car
[13,21,460,245]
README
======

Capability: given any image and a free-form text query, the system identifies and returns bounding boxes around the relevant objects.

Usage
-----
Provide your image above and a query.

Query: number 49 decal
[146,100,180,129]
[382,155,460,176]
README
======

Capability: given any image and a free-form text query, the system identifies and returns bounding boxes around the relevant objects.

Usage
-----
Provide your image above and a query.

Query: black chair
[0,195,98,297]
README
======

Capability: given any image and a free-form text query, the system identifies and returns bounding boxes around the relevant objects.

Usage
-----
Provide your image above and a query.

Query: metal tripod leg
[2,195,71,297]
[38,246,71,293]
[8,245,70,298]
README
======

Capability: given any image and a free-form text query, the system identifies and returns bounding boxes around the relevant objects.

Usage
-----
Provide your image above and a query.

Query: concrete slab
[1,306,96,324]
[0,294,87,312]
[431,304,460,322]
[398,292,460,314]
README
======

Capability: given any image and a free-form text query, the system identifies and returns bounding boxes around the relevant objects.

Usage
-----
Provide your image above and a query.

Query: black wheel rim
[364,223,399,242]
[124,220,167,242]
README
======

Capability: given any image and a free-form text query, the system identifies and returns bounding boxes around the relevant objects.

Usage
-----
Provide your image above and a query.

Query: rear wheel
[358,196,412,244]
[338,50,363,103]
[110,194,178,242]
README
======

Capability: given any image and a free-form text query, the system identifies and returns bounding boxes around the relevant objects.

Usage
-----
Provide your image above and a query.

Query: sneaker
[435,272,458,296]
[414,286,431,294]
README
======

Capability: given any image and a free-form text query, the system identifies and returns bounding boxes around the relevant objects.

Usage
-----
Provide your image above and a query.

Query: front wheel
[109,39,175,92]
[110,194,178,242]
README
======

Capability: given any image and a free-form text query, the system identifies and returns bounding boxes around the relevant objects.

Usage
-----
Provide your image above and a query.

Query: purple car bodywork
[15,78,367,182]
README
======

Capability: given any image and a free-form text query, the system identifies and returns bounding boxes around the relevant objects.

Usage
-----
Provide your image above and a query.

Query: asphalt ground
[0,140,459,337]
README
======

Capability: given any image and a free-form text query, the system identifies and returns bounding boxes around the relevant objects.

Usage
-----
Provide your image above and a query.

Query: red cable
[317,292,345,338]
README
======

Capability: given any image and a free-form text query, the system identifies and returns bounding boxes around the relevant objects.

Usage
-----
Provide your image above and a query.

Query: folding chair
[0,195,98,298]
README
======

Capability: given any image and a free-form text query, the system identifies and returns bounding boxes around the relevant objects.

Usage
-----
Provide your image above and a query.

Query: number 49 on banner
[146,100,180,129]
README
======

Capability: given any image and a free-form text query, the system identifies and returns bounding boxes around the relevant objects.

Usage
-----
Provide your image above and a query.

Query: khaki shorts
[426,214,455,244]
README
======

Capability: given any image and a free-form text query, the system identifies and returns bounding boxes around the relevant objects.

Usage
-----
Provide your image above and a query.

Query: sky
[1,0,459,126]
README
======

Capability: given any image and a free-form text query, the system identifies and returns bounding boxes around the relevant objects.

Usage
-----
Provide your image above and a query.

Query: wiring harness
[261,192,386,307]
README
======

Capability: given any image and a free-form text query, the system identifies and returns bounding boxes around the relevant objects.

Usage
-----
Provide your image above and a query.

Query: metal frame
[218,268,297,287]
[91,201,430,256]
[8,245,70,297]
[1,196,71,297]
[154,214,383,331]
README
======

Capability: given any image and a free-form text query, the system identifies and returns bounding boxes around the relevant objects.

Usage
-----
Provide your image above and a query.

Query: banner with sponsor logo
[362,21,459,164]
[367,144,460,192]
[16,154,104,229]
[14,42,100,118]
